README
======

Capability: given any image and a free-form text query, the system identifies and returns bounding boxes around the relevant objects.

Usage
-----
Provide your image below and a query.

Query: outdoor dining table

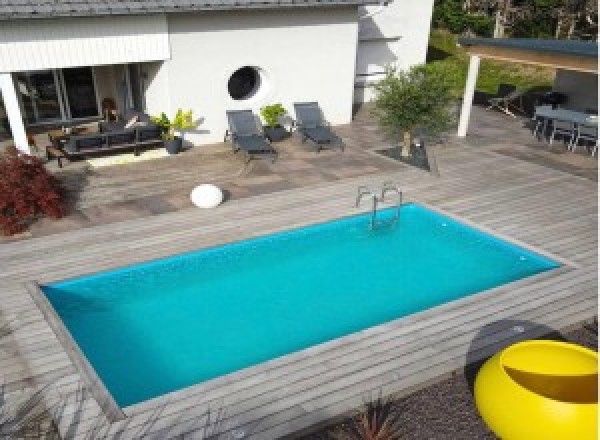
[535,106,598,126]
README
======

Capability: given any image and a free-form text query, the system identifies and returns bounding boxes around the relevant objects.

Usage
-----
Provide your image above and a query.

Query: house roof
[0,0,378,20]
[458,37,598,74]
[458,37,598,59]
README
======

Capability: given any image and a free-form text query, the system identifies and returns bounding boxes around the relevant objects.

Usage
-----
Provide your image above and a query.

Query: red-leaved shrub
[0,147,66,235]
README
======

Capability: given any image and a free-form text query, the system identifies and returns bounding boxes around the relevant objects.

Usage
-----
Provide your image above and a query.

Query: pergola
[456,37,599,137]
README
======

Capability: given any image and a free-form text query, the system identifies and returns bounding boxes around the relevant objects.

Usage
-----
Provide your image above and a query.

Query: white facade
[0,15,170,73]
[0,3,435,151]
[144,9,359,145]
[355,0,435,103]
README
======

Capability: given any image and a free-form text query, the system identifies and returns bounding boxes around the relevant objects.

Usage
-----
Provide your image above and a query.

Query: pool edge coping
[416,201,579,269]
[24,281,126,422]
[22,200,583,428]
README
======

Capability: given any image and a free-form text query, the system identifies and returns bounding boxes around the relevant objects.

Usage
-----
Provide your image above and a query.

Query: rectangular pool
[42,204,559,407]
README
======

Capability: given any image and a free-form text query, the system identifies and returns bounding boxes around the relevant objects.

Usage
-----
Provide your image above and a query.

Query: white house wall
[355,0,434,102]
[145,8,359,146]
[0,15,170,73]
[553,69,598,112]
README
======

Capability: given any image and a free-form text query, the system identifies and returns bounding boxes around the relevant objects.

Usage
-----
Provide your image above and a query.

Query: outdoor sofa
[49,110,163,167]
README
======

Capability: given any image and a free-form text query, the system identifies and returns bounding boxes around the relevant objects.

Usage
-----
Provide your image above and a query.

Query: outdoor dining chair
[570,124,598,156]
[549,119,575,147]
[532,105,553,140]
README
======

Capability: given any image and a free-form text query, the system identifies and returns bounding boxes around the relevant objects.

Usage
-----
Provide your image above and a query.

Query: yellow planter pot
[475,340,598,440]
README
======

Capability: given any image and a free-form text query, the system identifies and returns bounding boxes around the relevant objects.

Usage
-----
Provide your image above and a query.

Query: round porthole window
[228,67,261,101]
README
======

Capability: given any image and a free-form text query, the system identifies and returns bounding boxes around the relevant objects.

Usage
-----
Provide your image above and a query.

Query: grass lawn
[427,30,554,98]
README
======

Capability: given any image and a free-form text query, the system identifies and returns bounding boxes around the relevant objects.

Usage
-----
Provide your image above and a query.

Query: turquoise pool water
[42,204,559,407]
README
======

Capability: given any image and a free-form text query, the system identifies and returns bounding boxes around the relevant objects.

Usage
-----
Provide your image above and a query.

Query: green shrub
[260,103,286,128]
[151,109,195,141]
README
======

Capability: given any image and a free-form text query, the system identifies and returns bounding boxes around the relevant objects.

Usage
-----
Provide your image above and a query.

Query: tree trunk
[567,16,576,39]
[493,8,504,38]
[401,130,412,157]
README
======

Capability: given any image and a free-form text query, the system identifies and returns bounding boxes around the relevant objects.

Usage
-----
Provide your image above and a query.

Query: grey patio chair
[293,102,344,152]
[225,110,277,162]
[570,124,598,156]
[487,89,525,118]
[549,119,575,147]
[532,105,552,140]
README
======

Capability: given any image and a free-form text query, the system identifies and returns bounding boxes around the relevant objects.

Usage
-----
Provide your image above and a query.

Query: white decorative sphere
[190,184,224,208]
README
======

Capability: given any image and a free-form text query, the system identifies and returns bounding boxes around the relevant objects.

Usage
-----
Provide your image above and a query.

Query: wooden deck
[0,142,597,439]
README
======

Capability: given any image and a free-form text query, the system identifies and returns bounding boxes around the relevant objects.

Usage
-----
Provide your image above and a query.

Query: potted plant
[371,64,456,157]
[151,109,195,154]
[260,103,288,142]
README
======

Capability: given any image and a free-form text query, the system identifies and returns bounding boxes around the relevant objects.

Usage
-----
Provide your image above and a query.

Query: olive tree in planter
[151,109,195,155]
[371,64,456,157]
[260,103,288,142]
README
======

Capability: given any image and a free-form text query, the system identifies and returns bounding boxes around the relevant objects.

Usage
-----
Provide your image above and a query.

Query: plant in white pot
[371,64,456,157]
[260,103,288,142]
[151,109,195,155]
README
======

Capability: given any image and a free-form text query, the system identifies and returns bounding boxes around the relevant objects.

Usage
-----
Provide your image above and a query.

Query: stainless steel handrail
[356,185,378,229]
[380,181,403,223]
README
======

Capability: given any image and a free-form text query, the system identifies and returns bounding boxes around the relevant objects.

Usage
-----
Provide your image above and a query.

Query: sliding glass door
[61,67,100,119]
[15,70,63,124]
[15,67,100,125]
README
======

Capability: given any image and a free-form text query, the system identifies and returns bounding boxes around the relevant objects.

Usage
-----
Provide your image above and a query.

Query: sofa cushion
[137,124,163,142]
[66,134,106,152]
[124,109,151,124]
[107,130,136,146]
[100,120,126,133]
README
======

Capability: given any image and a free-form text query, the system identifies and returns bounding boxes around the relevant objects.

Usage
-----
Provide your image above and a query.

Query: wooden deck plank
[0,139,596,439]
[62,268,596,437]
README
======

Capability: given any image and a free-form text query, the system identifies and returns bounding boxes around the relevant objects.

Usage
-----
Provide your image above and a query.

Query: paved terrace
[2,105,596,243]
[0,106,597,438]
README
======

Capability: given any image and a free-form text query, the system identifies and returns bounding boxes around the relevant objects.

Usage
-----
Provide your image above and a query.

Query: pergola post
[0,72,30,154]
[457,55,480,138]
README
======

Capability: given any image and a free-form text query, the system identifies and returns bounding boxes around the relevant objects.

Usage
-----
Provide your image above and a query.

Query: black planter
[164,137,182,155]
[263,125,289,142]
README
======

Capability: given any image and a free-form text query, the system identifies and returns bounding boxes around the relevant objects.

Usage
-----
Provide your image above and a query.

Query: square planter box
[263,126,290,142]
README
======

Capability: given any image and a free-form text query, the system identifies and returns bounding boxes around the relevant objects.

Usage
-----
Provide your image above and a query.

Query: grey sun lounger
[293,102,344,152]
[225,110,277,162]
[487,89,525,118]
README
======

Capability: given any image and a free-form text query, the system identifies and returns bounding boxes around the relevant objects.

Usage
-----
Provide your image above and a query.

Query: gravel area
[293,319,598,440]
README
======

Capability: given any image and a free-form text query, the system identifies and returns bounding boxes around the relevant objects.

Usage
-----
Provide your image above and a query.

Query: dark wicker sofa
[50,110,163,167]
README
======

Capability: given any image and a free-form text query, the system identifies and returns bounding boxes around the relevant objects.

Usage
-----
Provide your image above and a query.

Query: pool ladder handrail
[381,181,403,224]
[356,182,403,229]
[355,186,378,229]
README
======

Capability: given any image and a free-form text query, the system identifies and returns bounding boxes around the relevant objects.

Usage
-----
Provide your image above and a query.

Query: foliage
[371,64,457,142]
[427,30,553,96]
[433,0,494,36]
[332,397,403,440]
[0,148,66,236]
[260,103,286,128]
[433,0,598,39]
[151,109,195,141]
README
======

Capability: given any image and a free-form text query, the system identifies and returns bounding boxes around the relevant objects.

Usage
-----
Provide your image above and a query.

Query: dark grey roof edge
[0,0,381,20]
[458,37,598,59]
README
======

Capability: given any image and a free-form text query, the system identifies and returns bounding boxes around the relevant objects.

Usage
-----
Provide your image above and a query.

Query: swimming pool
[42,204,559,407]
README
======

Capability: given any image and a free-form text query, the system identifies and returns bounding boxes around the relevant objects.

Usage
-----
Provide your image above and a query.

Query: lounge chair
[293,102,344,152]
[225,110,277,162]
[487,89,525,118]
